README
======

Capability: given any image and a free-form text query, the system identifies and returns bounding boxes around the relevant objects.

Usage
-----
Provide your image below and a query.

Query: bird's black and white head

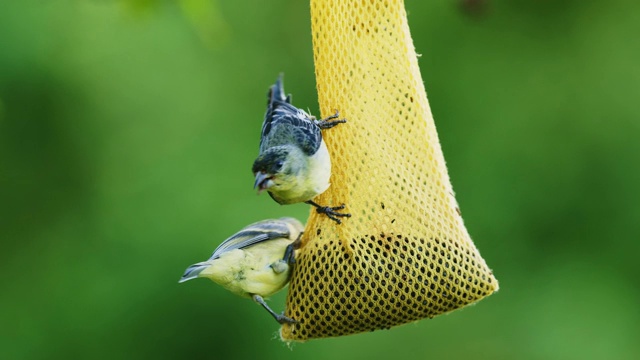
[252,146,300,193]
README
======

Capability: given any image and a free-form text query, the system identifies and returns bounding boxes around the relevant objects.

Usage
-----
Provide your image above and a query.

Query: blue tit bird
[180,217,304,324]
[252,75,351,224]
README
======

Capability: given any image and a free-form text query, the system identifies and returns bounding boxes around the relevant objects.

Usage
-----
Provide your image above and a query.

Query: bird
[252,75,351,224]
[179,217,304,324]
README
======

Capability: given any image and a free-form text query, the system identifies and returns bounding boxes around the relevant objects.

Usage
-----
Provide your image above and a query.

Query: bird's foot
[253,295,299,324]
[283,232,303,265]
[316,110,347,129]
[306,200,351,224]
[275,313,299,325]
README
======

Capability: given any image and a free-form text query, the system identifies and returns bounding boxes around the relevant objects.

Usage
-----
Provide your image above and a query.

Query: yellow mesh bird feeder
[281,0,499,341]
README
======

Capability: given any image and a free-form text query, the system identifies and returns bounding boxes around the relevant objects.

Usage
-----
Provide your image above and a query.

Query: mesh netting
[280,0,498,341]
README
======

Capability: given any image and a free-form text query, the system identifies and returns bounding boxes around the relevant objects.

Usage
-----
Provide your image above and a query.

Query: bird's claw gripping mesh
[280,0,499,341]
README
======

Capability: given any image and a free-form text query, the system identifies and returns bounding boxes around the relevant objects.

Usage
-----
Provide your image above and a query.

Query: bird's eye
[275,160,285,169]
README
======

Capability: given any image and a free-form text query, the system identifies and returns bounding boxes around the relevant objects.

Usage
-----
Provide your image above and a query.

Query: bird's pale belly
[268,186,324,205]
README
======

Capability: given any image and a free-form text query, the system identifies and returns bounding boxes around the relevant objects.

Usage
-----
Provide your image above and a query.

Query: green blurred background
[2,0,639,359]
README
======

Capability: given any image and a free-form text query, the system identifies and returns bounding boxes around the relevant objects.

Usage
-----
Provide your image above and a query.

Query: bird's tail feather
[269,73,290,105]
[179,262,210,283]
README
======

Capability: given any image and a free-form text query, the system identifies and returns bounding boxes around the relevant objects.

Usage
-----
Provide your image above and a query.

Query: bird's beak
[254,172,271,193]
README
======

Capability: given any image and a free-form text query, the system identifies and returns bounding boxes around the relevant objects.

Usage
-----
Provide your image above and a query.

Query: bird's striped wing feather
[210,221,292,260]
[260,102,322,156]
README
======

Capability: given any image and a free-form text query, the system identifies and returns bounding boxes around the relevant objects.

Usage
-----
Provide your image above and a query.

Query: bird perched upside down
[179,217,304,324]
[252,75,351,224]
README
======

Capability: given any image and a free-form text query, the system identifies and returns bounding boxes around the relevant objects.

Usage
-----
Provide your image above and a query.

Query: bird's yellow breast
[199,238,294,298]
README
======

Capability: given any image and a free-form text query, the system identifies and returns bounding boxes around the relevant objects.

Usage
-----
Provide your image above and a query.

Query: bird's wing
[260,102,323,156]
[210,221,292,260]
[260,76,322,156]
[260,76,290,148]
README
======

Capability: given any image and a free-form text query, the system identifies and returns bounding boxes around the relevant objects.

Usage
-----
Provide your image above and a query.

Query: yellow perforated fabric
[280,0,498,341]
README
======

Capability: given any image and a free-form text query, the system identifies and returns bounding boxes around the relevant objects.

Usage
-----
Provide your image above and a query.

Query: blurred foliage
[1,0,639,359]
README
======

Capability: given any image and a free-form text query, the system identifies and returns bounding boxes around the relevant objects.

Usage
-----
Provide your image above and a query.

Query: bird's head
[252,147,297,193]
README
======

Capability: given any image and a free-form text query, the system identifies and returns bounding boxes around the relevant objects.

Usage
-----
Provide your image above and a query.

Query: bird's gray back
[259,102,322,156]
